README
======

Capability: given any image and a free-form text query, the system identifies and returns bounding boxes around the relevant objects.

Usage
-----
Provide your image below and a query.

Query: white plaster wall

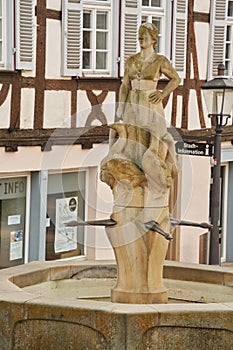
[47,0,61,11]
[188,90,199,130]
[44,90,71,127]
[188,89,211,130]
[85,164,114,260]
[94,166,114,260]
[59,143,114,260]
[20,89,35,128]
[194,22,209,80]
[0,143,108,173]
[0,85,11,128]
[164,95,172,126]
[175,95,183,128]
[76,91,116,127]
[194,0,210,13]
[178,155,211,263]
[46,19,63,79]
[102,93,118,124]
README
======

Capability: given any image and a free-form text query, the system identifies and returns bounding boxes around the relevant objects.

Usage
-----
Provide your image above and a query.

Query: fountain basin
[1,259,233,349]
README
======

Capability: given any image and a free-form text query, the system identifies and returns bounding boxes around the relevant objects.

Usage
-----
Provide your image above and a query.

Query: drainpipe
[118,0,122,78]
[170,0,174,61]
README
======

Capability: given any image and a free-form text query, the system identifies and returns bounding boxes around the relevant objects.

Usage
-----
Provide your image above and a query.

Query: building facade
[0,0,232,268]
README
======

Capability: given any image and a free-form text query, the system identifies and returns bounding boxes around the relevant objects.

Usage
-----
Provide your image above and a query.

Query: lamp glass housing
[202,88,233,116]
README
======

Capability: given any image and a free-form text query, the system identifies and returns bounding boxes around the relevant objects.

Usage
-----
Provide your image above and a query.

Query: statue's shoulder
[155,54,170,63]
[125,53,140,64]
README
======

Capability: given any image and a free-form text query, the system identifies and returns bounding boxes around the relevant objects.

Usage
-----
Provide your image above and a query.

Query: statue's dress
[116,52,178,188]
[122,52,169,133]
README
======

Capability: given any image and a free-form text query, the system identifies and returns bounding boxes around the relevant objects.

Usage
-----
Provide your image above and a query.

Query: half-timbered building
[0,0,232,268]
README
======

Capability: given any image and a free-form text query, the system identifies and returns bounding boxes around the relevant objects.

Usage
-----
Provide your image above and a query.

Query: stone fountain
[1,22,233,349]
[1,260,233,349]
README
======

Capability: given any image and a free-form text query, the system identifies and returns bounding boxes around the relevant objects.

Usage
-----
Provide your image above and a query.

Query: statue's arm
[159,57,181,98]
[117,61,130,119]
[148,57,181,104]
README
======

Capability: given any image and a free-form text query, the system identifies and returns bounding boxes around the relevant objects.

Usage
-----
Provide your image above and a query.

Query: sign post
[175,141,213,157]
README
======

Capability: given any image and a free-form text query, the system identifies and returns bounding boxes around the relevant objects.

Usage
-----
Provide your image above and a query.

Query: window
[208,0,228,78]
[62,0,112,76]
[83,10,109,71]
[228,0,233,15]
[142,0,161,8]
[225,1,233,76]
[141,0,164,53]
[0,1,4,66]
[120,0,187,77]
[0,0,13,70]
[0,0,35,71]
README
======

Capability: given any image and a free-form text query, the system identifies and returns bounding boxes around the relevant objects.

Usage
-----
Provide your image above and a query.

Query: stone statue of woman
[100,23,181,304]
[103,22,180,193]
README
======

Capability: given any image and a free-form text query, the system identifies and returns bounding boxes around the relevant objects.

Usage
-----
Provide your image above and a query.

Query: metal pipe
[209,122,222,265]
[170,218,212,229]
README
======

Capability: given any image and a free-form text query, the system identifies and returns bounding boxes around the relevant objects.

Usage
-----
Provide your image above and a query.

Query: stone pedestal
[106,200,170,304]
[100,123,176,304]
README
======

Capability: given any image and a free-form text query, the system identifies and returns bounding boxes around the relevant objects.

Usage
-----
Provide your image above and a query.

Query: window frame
[62,0,116,77]
[82,6,111,74]
[141,2,166,54]
[225,0,233,77]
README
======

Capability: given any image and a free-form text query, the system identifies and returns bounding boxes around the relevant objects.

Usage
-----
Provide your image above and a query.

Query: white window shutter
[61,0,83,76]
[208,0,227,79]
[172,0,188,79]
[120,0,141,76]
[15,0,36,70]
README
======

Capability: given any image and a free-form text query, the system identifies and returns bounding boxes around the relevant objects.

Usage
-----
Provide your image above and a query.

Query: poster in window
[10,230,23,261]
[55,197,78,253]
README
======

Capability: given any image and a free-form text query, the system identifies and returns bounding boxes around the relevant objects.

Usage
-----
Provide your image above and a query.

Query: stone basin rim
[1,259,233,311]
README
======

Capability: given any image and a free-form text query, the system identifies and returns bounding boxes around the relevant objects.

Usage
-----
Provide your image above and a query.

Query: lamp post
[201,64,233,265]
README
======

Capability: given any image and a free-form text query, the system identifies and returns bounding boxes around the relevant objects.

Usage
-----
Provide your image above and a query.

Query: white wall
[194,0,210,13]
[178,155,211,263]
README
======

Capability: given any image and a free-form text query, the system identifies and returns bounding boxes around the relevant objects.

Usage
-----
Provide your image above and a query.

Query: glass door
[0,176,27,268]
[46,171,86,260]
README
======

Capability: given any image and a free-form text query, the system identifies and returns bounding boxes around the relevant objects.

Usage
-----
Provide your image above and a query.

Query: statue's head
[138,22,158,49]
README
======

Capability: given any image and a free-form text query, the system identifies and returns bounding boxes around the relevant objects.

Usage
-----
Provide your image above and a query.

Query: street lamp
[201,64,233,265]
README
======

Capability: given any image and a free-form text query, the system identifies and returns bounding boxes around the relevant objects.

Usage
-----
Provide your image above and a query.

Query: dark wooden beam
[193,12,210,23]
[34,0,46,128]
[1,125,233,152]
[0,126,110,151]
[46,9,61,21]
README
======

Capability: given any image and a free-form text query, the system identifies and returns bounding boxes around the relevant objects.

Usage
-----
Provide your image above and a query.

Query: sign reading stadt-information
[175,141,213,157]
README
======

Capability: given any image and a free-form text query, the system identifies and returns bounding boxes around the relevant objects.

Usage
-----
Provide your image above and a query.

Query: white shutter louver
[172,0,188,78]
[120,0,141,76]
[15,0,36,70]
[208,0,227,78]
[62,0,82,76]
